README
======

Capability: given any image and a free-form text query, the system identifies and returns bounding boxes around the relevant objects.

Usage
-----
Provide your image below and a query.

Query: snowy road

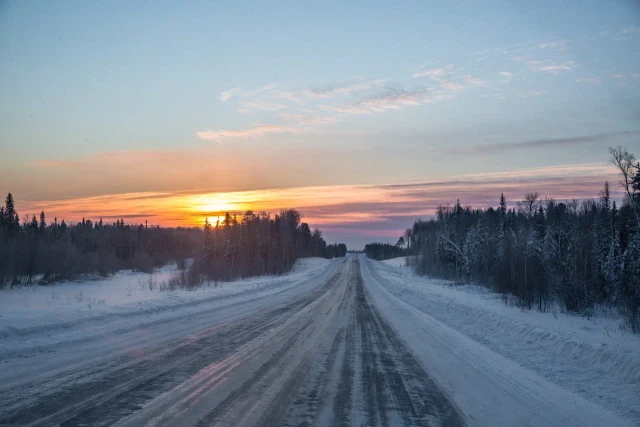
[0,256,635,426]
[0,258,463,426]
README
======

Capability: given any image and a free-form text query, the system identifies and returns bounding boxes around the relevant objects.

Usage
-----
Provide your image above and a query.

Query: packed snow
[0,258,337,356]
[361,256,640,425]
[1,255,638,426]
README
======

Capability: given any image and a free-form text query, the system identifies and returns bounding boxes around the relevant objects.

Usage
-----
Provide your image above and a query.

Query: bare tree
[610,146,640,228]
[519,192,541,219]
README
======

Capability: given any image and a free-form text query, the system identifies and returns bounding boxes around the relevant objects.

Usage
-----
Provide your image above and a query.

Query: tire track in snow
[0,257,465,426]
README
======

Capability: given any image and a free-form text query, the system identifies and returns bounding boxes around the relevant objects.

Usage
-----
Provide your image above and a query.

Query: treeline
[393,147,640,332]
[191,210,346,281]
[364,242,409,260]
[0,197,346,287]
[0,194,202,285]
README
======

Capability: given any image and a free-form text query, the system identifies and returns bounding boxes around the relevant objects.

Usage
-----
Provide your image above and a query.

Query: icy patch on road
[365,257,640,424]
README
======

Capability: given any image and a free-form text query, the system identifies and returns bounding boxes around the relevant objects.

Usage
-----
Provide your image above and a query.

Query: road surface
[0,257,465,426]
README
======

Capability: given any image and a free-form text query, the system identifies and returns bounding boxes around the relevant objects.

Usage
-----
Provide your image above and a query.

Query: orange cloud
[11,163,622,247]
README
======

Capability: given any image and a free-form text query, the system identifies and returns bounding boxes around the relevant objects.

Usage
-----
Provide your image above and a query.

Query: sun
[186,193,237,218]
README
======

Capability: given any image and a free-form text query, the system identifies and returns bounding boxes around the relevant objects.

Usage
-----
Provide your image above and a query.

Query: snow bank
[381,256,409,267]
[363,257,640,424]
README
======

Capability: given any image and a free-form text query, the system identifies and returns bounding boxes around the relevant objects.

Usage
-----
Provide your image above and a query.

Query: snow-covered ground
[361,256,640,425]
[381,256,409,267]
[1,255,638,426]
[0,258,337,358]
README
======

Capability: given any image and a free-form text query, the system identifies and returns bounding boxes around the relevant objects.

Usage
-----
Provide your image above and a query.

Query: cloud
[481,93,506,100]
[320,87,454,115]
[613,73,640,81]
[219,84,280,103]
[300,78,387,99]
[517,90,547,98]
[499,71,513,83]
[461,75,485,86]
[237,100,289,112]
[619,26,640,35]
[463,130,640,154]
[536,41,567,51]
[477,38,568,59]
[197,125,302,141]
[318,104,373,115]
[412,66,452,79]
[219,87,243,102]
[219,79,391,110]
[412,65,484,92]
[278,113,337,125]
[529,60,576,73]
[576,78,600,84]
[357,88,433,111]
[15,163,622,248]
[440,81,465,91]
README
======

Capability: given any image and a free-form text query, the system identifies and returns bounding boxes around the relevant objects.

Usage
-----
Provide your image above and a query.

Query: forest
[363,241,410,261]
[368,147,640,332]
[0,200,346,286]
[193,210,346,282]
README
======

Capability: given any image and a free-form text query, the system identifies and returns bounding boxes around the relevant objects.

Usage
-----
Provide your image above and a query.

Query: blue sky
[1,1,639,247]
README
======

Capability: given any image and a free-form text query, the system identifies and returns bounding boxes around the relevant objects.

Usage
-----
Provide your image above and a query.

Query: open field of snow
[361,256,640,425]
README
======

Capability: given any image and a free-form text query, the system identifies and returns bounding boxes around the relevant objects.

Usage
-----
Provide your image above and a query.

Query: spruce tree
[39,211,46,235]
[4,193,19,234]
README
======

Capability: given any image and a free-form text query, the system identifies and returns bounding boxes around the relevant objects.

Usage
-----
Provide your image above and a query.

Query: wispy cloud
[300,78,387,99]
[237,100,289,113]
[461,75,485,87]
[278,113,337,125]
[320,87,454,115]
[220,87,244,102]
[529,60,576,73]
[499,71,513,83]
[412,65,452,79]
[477,38,569,58]
[357,88,435,111]
[576,78,600,84]
[219,84,279,103]
[197,125,302,141]
[619,26,640,35]
[481,93,506,100]
[412,65,484,91]
[613,73,640,81]
[517,90,547,98]
[318,104,373,115]
[535,40,567,51]
[463,130,640,154]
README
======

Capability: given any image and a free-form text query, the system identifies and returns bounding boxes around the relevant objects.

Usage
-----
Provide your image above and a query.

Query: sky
[1,1,639,249]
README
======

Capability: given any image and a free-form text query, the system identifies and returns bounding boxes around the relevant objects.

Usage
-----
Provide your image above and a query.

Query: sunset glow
[11,163,623,248]
[1,1,638,248]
